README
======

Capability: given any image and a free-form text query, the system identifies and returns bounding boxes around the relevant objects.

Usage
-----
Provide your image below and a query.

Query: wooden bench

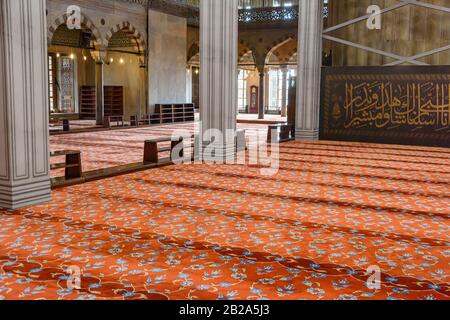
[130,115,139,127]
[62,119,70,132]
[143,136,188,165]
[104,115,125,129]
[144,131,247,165]
[131,114,152,127]
[50,150,82,180]
[49,118,70,132]
[267,123,295,143]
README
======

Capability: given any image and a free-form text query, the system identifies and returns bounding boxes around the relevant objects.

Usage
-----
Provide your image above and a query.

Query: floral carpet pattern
[0,140,449,300]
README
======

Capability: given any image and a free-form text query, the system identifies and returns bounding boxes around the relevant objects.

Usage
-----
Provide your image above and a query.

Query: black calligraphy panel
[320,66,450,148]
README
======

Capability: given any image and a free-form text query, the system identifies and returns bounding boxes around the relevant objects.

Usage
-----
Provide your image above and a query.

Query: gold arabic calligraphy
[343,82,450,129]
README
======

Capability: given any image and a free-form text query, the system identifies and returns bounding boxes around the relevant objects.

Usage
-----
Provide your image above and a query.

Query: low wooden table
[131,114,152,127]
[144,136,187,165]
[104,115,125,129]
[50,150,82,180]
[130,115,139,127]
[267,123,295,143]
[50,118,70,132]
[62,119,70,132]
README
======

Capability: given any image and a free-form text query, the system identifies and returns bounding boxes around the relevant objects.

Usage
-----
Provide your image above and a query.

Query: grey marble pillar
[280,65,288,118]
[296,0,323,140]
[95,62,104,125]
[91,50,107,126]
[139,62,147,116]
[0,0,51,209]
[200,0,238,160]
[258,69,265,120]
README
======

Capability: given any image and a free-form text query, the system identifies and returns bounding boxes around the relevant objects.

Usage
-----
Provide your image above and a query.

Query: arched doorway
[48,23,99,117]
[238,50,258,114]
[47,11,102,123]
[264,39,297,117]
[104,22,147,118]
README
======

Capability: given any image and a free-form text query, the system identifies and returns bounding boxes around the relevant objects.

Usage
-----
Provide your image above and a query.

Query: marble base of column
[0,181,52,210]
[200,142,237,163]
[295,129,320,141]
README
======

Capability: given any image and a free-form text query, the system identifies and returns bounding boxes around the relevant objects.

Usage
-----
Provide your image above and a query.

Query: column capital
[256,64,265,74]
[90,49,108,64]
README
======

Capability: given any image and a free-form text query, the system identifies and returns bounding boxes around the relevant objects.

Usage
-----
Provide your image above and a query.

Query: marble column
[139,55,148,115]
[264,69,270,114]
[0,0,51,209]
[91,49,107,125]
[186,65,193,103]
[257,67,265,120]
[296,0,323,140]
[280,65,288,118]
[95,62,104,125]
[200,0,238,160]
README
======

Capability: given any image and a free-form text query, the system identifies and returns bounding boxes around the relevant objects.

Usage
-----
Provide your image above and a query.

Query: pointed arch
[104,21,146,54]
[48,11,103,49]
[187,42,200,63]
[265,37,296,64]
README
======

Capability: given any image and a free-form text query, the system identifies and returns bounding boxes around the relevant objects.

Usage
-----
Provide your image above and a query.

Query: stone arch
[265,37,296,64]
[238,39,254,61]
[239,50,256,66]
[187,42,199,63]
[104,21,146,54]
[48,11,103,49]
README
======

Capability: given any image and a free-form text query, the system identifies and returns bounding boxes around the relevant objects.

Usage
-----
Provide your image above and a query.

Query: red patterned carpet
[1,140,449,300]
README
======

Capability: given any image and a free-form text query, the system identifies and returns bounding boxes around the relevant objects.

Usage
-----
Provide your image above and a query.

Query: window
[268,68,297,113]
[58,56,76,114]
[238,69,248,113]
[286,68,296,106]
[268,69,281,112]
[48,55,55,113]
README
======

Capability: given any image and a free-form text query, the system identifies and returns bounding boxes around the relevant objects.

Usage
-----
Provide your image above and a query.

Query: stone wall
[104,51,145,118]
[328,0,450,66]
[148,10,188,113]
